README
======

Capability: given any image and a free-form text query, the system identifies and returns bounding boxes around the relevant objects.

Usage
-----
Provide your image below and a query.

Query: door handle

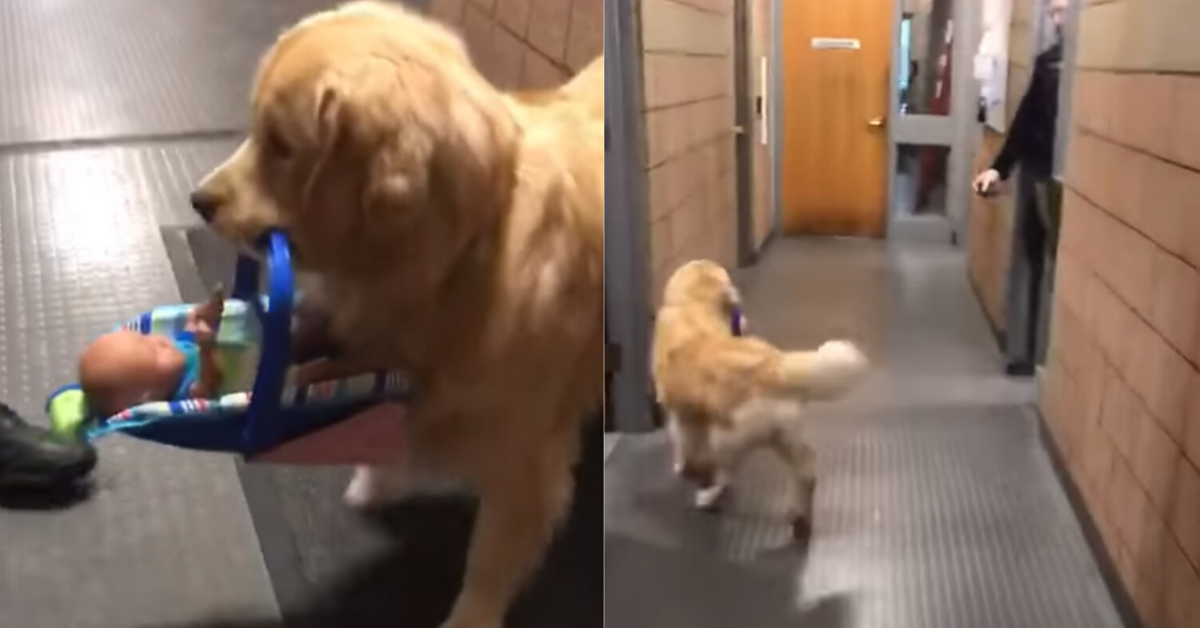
[867,116,886,128]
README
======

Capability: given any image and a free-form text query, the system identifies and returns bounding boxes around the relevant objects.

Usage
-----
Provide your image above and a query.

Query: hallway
[604,239,1124,628]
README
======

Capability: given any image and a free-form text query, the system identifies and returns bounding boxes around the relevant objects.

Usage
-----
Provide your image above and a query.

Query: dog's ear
[360,125,426,237]
[314,79,341,147]
[298,77,346,209]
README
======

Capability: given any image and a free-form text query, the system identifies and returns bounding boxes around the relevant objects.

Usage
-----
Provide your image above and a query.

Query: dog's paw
[344,465,469,510]
[440,620,499,628]
[791,515,812,545]
[694,483,727,511]
[439,609,501,628]
[342,465,417,509]
[343,466,387,510]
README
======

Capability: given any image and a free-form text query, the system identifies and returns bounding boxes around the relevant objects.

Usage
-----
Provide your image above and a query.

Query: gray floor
[604,239,1125,628]
[0,2,599,628]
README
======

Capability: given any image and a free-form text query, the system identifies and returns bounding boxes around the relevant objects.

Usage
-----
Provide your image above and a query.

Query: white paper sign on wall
[811,38,861,51]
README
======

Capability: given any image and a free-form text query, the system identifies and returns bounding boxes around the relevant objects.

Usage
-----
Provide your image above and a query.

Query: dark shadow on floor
[0,482,95,511]
[150,418,602,628]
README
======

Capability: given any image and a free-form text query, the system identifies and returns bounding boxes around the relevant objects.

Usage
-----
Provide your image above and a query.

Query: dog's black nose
[190,190,219,222]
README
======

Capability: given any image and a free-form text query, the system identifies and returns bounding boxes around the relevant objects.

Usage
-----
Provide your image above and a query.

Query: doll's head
[78,330,187,416]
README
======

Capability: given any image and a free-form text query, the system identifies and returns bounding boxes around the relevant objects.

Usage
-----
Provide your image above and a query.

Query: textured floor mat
[604,405,1124,628]
[0,144,278,627]
[164,225,603,628]
[0,0,343,146]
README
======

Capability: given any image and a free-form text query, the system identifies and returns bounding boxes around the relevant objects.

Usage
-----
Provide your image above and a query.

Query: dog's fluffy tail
[772,342,869,401]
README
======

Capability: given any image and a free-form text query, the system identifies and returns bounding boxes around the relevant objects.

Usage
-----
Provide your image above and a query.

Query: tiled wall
[428,0,602,90]
[1041,2,1200,627]
[966,0,1038,333]
[642,0,737,303]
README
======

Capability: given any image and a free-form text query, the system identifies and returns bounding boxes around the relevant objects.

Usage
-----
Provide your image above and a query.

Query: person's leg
[1004,174,1047,373]
[1024,182,1049,362]
[0,402,96,489]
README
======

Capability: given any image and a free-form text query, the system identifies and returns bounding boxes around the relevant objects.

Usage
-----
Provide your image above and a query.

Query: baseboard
[1032,407,1145,628]
[743,223,780,268]
[966,271,1008,354]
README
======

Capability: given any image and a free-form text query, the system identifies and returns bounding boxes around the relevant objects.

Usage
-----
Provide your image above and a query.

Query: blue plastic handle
[235,231,295,453]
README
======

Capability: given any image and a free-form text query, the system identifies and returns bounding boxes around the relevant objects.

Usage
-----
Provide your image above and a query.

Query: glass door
[887,0,978,243]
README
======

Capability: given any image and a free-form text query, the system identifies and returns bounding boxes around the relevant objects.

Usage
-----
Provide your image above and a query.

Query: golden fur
[652,260,867,538]
[192,3,602,627]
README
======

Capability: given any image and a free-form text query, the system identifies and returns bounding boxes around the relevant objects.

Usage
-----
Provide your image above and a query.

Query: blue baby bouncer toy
[45,231,411,457]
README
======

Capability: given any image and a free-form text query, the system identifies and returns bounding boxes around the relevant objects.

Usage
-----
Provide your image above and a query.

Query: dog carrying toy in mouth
[731,307,746,336]
[653,259,869,543]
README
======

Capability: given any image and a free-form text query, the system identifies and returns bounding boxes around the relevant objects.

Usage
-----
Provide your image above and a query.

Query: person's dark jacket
[992,41,1063,180]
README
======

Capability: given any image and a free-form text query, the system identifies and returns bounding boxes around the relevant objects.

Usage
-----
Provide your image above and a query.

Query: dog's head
[191,2,518,280]
[661,260,742,319]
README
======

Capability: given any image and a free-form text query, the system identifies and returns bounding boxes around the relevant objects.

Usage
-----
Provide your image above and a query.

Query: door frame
[764,0,980,244]
[734,0,778,267]
[733,0,754,266]
[604,0,654,433]
[1007,0,1081,370]
[885,0,982,243]
[769,0,784,244]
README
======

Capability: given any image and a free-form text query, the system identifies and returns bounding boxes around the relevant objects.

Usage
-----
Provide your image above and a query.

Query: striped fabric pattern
[117,298,258,344]
[99,301,410,428]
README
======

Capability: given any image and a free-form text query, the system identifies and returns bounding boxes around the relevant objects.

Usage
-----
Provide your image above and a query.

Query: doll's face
[79,331,187,415]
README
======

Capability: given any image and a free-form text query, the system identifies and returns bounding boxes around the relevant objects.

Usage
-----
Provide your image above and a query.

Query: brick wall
[1041,2,1200,627]
[967,0,1037,333]
[428,0,602,90]
[641,0,737,303]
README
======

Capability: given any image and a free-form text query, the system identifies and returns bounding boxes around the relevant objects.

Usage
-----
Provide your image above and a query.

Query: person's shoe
[0,402,97,488]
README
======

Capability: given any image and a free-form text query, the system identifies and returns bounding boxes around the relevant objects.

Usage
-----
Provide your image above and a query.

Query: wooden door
[748,0,773,248]
[781,0,892,237]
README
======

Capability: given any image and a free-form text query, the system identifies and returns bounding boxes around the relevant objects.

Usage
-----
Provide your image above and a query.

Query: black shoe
[0,402,97,489]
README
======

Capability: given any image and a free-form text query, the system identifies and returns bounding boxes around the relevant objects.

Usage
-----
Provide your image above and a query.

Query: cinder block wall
[1041,1,1200,627]
[641,0,736,303]
[428,0,602,90]
[967,0,1037,333]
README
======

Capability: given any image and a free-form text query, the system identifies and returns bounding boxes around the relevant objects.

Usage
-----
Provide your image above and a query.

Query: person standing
[972,0,1066,194]
[972,0,1069,372]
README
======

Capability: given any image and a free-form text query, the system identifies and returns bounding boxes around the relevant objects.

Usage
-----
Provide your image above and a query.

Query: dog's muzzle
[190,190,219,223]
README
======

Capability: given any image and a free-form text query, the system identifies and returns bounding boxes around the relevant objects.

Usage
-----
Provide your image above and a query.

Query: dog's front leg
[441,446,574,628]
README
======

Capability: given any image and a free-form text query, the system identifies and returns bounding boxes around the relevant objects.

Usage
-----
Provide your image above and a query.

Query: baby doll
[78,287,226,417]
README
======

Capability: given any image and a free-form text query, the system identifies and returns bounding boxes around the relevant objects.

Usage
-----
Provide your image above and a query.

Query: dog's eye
[262,128,293,161]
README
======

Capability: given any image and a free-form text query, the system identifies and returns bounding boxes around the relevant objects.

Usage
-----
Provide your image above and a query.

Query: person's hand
[246,402,408,465]
[973,169,1001,196]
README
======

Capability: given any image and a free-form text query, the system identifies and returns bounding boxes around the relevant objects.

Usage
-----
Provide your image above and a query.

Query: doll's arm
[189,328,224,399]
[186,284,225,333]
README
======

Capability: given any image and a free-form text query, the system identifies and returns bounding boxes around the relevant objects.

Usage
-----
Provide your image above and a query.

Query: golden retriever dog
[652,260,868,541]
[189,2,603,627]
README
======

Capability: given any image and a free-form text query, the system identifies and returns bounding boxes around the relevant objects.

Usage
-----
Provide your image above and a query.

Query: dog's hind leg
[770,423,817,544]
[666,411,711,476]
